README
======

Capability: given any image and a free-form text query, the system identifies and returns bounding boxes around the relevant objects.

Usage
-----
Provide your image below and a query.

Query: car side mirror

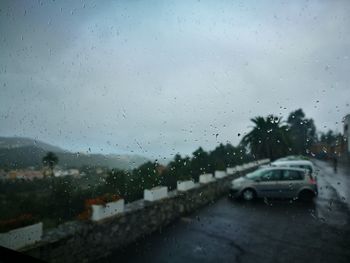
[254,178,261,182]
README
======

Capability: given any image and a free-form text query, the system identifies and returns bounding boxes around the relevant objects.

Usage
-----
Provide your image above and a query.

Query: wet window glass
[0,1,349,262]
[245,169,264,180]
[260,170,282,181]
[281,170,303,181]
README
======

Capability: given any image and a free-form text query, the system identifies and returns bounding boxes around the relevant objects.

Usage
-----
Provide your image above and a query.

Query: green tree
[319,130,342,145]
[104,169,129,198]
[287,109,317,155]
[169,154,192,180]
[190,147,211,181]
[42,152,59,176]
[132,161,163,191]
[163,154,192,189]
[208,143,251,171]
[209,144,227,171]
[46,177,77,223]
[241,115,292,160]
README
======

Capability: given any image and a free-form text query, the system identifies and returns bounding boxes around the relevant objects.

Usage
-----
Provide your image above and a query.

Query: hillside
[0,137,149,170]
[0,137,64,153]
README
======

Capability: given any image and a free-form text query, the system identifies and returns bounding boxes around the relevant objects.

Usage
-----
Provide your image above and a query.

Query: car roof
[271,160,313,166]
[259,166,307,172]
[274,155,309,162]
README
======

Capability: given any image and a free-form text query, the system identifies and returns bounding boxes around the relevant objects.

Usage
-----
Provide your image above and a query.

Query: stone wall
[22,162,267,262]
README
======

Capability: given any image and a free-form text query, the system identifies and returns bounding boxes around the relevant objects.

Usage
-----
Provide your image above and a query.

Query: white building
[68,169,80,177]
[53,169,65,177]
[53,168,80,177]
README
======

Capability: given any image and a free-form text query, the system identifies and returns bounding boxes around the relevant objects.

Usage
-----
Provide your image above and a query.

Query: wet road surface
[101,160,350,263]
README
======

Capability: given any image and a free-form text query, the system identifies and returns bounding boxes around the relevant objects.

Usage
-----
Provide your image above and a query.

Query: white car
[270,160,315,177]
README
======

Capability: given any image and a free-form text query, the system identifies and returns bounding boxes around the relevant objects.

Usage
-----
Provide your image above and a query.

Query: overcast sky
[0,0,349,160]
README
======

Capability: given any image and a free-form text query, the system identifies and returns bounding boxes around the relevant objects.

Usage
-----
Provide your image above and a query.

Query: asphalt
[100,160,350,263]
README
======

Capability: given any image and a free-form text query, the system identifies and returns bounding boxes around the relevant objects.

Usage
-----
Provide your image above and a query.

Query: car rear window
[281,170,304,181]
[291,165,313,174]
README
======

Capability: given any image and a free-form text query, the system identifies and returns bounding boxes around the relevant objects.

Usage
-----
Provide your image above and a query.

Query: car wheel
[298,190,314,202]
[242,189,256,201]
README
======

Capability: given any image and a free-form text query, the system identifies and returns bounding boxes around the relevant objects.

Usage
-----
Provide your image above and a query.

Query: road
[101,160,350,263]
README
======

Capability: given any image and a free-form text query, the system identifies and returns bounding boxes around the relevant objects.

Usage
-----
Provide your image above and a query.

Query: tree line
[1,108,342,227]
[241,108,343,160]
[0,143,253,226]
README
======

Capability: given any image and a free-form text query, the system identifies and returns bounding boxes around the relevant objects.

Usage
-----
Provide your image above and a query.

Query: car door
[277,169,304,198]
[254,169,282,198]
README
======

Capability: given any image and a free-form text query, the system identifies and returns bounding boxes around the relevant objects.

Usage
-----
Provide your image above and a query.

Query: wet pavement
[101,160,350,263]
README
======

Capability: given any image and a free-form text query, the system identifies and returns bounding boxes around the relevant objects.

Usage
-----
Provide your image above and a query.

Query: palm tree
[42,152,59,176]
[241,115,292,160]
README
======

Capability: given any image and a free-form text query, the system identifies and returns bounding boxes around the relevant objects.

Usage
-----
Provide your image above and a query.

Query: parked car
[274,155,309,162]
[270,160,315,177]
[229,167,318,201]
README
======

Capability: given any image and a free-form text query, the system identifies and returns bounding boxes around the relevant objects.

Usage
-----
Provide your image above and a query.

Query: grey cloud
[1,0,350,159]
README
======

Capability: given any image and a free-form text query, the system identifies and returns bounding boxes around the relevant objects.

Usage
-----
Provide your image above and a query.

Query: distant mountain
[0,137,64,153]
[0,137,149,170]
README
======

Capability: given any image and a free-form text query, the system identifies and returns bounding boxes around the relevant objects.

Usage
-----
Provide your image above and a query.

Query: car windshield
[245,169,265,180]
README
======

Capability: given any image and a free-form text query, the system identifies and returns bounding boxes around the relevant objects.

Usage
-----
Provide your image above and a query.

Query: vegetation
[42,152,59,176]
[0,108,343,229]
[241,115,292,160]
[287,109,317,155]
[319,130,343,146]
[240,109,336,161]
[0,143,251,228]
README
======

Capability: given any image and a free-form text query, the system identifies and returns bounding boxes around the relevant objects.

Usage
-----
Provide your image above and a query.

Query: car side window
[290,164,312,174]
[260,170,282,181]
[282,170,304,181]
